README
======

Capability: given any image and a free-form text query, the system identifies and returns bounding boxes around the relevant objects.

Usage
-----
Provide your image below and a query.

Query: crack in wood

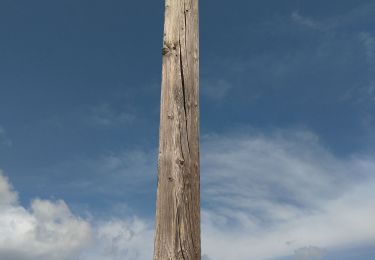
[179,26,191,156]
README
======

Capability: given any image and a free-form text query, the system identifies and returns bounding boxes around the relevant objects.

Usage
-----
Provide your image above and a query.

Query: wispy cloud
[359,33,375,102]
[200,130,375,259]
[202,79,233,101]
[291,11,326,31]
[360,32,375,63]
[47,149,157,197]
[0,126,12,147]
[292,2,375,32]
[87,104,135,127]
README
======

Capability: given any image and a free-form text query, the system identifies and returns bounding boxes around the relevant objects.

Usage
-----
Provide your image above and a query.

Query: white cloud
[81,218,153,260]
[0,174,18,205]
[1,129,375,259]
[0,170,152,260]
[200,130,375,259]
[294,246,324,260]
[0,170,91,260]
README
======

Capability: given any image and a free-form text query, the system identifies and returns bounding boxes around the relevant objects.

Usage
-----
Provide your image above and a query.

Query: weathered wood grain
[153,0,200,259]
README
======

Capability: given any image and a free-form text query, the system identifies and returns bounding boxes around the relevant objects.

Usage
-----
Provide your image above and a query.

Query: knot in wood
[162,42,178,56]
[176,158,185,166]
[162,47,170,56]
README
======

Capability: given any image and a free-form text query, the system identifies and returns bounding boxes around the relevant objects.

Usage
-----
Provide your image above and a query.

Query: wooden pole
[153,0,200,259]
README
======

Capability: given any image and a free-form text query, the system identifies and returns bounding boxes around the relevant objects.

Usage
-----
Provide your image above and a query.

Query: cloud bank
[0,173,91,260]
[0,171,152,260]
[1,130,375,259]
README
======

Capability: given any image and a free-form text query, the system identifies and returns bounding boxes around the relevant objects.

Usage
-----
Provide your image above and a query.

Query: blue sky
[0,0,375,259]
